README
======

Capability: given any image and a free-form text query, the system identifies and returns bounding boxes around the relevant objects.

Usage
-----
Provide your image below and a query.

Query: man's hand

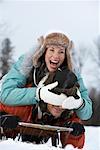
[62,90,83,110]
[64,121,85,136]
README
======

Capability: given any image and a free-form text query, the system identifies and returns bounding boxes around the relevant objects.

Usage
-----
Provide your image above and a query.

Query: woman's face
[47,104,64,118]
[45,45,65,72]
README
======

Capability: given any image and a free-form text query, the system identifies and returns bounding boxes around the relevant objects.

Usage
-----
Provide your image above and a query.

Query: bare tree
[82,36,100,126]
[0,38,14,79]
[88,35,100,84]
[83,88,100,126]
[78,43,91,72]
[0,22,10,44]
[0,20,14,50]
[93,35,100,65]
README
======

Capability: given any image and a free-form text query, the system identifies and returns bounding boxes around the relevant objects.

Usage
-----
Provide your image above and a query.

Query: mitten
[36,81,67,106]
[64,121,85,136]
[62,90,83,110]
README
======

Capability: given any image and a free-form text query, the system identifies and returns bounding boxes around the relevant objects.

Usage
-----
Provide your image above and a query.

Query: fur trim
[20,44,40,76]
[33,36,45,68]
[20,50,34,76]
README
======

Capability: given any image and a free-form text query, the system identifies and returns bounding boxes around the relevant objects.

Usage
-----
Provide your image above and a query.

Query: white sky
[0,0,99,59]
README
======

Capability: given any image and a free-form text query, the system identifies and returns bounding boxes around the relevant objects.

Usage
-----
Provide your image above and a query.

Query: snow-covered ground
[0,126,100,150]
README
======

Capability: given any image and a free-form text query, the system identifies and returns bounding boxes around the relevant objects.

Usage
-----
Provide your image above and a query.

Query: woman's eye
[49,49,54,52]
[60,51,65,54]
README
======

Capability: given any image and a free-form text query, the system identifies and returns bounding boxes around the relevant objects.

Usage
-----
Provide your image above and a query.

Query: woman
[0,32,92,148]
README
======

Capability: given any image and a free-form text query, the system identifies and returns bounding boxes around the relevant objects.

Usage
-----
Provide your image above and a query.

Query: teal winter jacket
[0,51,92,120]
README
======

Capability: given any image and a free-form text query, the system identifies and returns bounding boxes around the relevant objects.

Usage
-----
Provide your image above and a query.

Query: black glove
[0,114,20,129]
[64,121,85,136]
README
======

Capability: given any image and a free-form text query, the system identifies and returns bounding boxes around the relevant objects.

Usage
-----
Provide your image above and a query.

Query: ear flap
[67,40,74,51]
[65,40,74,71]
[37,36,44,46]
[33,36,45,67]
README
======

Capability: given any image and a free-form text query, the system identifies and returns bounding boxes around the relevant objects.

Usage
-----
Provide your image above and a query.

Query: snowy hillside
[0,126,100,150]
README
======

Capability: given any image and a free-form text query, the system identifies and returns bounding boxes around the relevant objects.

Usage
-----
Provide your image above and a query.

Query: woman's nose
[52,51,60,59]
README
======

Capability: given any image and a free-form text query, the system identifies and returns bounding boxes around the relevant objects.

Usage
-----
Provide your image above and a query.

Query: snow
[0,126,100,150]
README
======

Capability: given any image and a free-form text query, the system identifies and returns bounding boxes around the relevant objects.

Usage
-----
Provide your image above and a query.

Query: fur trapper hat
[33,32,73,70]
[43,32,69,48]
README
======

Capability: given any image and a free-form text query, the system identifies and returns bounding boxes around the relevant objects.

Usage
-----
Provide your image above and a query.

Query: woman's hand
[62,90,84,110]
[36,75,67,106]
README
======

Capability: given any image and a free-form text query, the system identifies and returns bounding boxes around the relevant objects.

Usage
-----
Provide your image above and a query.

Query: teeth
[50,60,58,64]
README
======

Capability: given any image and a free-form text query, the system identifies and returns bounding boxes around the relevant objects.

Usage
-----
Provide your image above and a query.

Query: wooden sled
[0,121,73,147]
[18,122,73,147]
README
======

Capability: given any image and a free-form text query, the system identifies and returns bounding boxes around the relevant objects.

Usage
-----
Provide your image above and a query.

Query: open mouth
[50,60,59,67]
[47,59,60,72]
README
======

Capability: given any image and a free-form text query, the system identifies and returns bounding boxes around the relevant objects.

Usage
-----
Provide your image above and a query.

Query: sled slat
[18,122,73,132]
